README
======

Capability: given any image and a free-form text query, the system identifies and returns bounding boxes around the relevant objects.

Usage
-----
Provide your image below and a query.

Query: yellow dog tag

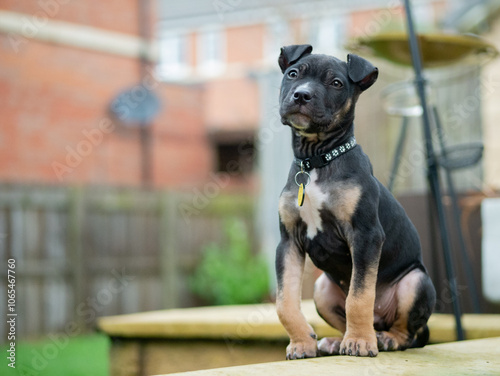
[298,183,305,206]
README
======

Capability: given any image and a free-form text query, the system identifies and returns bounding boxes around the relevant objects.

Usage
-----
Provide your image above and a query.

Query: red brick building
[0,0,456,191]
[0,0,213,189]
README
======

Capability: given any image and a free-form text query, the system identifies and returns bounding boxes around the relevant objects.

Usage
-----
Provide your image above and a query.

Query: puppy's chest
[279,171,362,240]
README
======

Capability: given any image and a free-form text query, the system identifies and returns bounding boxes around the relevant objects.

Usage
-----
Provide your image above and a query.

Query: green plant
[190,218,270,305]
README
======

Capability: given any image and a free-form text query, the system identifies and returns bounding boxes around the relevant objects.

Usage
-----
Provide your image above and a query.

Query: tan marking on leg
[276,246,317,359]
[345,265,377,336]
[278,192,296,232]
[341,265,379,356]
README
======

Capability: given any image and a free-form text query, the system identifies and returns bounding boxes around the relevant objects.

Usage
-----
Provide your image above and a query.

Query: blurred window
[158,32,191,80]
[215,139,255,176]
[264,18,291,65]
[197,28,226,77]
[310,15,346,55]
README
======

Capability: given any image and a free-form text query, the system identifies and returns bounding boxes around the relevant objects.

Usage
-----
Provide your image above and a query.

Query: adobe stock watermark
[385,72,500,190]
[8,0,74,53]
[223,303,277,353]
[178,172,232,224]
[51,68,160,181]
[352,0,402,38]
[213,0,243,21]
[51,118,116,181]
[14,268,134,375]
[178,116,286,224]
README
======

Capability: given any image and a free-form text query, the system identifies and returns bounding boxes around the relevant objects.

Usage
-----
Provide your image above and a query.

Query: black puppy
[275,44,436,359]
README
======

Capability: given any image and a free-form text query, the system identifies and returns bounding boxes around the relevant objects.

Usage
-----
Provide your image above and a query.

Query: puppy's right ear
[278,44,313,73]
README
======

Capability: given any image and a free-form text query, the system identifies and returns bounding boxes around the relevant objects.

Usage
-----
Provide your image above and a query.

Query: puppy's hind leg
[314,273,347,355]
[377,269,436,351]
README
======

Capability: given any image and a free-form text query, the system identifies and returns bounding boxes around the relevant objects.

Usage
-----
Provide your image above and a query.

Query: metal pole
[388,116,409,192]
[138,0,153,188]
[402,0,464,340]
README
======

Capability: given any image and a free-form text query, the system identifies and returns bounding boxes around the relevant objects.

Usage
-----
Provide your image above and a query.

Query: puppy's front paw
[286,336,318,360]
[340,332,378,357]
[317,337,343,356]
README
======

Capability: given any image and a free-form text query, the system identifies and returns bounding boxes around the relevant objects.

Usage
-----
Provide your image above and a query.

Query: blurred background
[1,0,500,354]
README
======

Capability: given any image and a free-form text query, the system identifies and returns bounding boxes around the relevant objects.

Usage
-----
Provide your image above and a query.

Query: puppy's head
[278,44,378,135]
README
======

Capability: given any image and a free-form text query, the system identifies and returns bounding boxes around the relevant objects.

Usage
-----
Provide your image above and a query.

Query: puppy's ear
[278,44,313,73]
[347,54,378,91]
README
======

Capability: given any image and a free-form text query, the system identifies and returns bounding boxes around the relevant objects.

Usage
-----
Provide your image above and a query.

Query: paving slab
[160,337,500,376]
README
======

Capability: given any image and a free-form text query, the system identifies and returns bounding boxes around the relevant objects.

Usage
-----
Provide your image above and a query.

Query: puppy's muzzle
[293,89,312,105]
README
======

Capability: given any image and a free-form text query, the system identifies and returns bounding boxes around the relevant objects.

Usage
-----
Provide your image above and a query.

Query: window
[215,139,255,177]
[310,15,346,55]
[157,32,191,80]
[197,28,225,77]
[264,18,291,65]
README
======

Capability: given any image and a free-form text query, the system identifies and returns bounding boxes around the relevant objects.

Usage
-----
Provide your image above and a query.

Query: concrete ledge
[97,301,500,375]
[159,337,500,376]
[98,300,500,343]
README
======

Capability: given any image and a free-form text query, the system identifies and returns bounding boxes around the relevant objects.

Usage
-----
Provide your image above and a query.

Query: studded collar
[294,136,357,171]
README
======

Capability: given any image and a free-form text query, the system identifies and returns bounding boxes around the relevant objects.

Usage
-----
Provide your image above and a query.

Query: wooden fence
[0,185,255,340]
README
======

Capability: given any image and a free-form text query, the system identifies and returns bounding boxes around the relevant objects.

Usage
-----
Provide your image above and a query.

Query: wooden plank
[0,209,7,264]
[121,275,139,315]
[10,206,24,261]
[159,191,179,309]
[44,279,66,332]
[24,277,41,336]
[44,209,71,332]
[68,187,86,331]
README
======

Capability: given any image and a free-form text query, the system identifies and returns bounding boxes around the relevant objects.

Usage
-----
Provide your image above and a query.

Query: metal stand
[431,107,482,314]
[388,106,482,314]
[402,0,465,340]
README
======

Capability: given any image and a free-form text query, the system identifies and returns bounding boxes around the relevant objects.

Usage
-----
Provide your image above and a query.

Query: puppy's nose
[293,89,312,104]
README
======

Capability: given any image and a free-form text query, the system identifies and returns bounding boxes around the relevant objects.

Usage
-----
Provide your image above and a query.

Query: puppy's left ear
[278,44,313,73]
[347,54,378,91]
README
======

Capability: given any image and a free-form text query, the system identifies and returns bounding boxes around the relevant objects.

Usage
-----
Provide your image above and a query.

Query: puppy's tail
[410,324,430,348]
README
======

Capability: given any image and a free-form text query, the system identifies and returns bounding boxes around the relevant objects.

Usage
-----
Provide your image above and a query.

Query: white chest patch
[299,170,328,239]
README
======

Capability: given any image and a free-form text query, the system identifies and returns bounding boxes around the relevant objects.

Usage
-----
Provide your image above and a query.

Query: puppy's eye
[332,79,343,88]
[287,69,298,79]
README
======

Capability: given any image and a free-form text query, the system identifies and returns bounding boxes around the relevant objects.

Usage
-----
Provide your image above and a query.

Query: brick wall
[0,1,213,188]
[0,0,141,35]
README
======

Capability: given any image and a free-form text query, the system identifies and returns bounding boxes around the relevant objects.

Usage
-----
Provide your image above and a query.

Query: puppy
[275,44,436,359]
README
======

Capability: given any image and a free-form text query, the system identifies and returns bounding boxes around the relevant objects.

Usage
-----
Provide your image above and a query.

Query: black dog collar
[294,137,357,171]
